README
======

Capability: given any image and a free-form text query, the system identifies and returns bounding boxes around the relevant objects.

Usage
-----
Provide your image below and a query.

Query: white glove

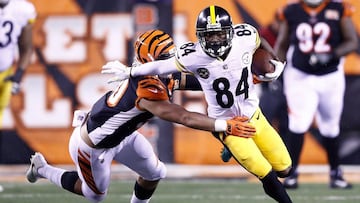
[257,59,286,82]
[101,60,131,83]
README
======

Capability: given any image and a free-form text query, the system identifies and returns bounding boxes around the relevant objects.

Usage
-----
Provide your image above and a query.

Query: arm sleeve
[131,57,178,77]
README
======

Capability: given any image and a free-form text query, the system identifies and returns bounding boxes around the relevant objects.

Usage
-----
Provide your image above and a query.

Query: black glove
[4,67,24,94]
[309,52,336,66]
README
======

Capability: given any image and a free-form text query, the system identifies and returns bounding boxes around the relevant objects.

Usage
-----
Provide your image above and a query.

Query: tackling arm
[138,99,256,138]
[139,99,215,131]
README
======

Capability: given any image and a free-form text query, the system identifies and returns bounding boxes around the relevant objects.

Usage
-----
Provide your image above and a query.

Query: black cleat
[330,168,352,189]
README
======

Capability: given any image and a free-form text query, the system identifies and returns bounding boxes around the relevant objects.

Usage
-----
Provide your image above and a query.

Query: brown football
[251,48,275,76]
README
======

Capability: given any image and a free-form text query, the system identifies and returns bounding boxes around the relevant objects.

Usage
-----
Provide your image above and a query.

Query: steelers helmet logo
[197,68,210,79]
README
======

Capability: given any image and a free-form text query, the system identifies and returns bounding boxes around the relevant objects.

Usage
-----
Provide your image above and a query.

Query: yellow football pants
[0,68,13,128]
[221,108,291,179]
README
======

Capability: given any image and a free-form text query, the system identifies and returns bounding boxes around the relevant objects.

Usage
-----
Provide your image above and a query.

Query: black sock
[261,171,292,203]
[61,171,80,194]
[287,131,304,174]
[134,181,156,200]
[322,136,340,170]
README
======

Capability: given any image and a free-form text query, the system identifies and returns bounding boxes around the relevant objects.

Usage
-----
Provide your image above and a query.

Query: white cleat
[26,152,47,183]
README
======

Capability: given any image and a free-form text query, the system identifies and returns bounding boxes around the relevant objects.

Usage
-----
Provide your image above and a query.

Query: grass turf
[1,179,359,203]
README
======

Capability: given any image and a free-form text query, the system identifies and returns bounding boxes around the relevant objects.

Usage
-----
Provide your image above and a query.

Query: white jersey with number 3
[175,23,261,119]
[0,0,36,71]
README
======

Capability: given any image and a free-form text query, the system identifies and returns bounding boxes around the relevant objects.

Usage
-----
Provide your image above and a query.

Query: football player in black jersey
[25,29,256,203]
[275,0,358,189]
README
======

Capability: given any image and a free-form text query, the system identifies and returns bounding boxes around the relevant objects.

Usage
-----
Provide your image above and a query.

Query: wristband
[214,119,227,132]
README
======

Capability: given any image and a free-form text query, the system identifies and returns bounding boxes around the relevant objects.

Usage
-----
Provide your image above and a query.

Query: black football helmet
[196,5,234,57]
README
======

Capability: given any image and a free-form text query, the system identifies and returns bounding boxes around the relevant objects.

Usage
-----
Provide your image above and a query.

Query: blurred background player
[26,29,255,203]
[274,0,358,189]
[0,0,36,192]
[101,5,294,203]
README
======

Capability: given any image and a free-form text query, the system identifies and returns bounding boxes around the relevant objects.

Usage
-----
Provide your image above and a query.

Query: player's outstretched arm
[138,99,256,138]
[102,58,178,83]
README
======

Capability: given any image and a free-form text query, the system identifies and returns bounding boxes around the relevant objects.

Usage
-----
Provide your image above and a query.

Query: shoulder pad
[233,23,260,48]
[175,41,199,73]
[343,1,355,17]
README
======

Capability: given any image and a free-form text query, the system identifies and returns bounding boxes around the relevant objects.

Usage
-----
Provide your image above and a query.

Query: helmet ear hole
[134,30,175,64]
[195,5,233,57]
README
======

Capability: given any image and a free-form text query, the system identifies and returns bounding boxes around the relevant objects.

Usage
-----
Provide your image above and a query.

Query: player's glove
[215,116,256,138]
[101,60,131,83]
[4,68,24,94]
[257,60,286,82]
[309,52,336,66]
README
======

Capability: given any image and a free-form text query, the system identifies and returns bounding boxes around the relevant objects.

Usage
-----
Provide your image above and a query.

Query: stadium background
[1,0,360,166]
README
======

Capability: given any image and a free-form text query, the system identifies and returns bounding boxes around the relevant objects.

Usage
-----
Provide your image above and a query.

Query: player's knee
[289,120,310,133]
[83,186,107,202]
[81,178,108,202]
[61,171,108,202]
[153,161,167,180]
[140,160,167,181]
[276,166,292,178]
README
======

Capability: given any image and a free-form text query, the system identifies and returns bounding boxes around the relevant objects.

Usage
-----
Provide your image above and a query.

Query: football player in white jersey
[0,0,36,192]
[0,0,35,126]
[102,5,293,203]
[26,29,256,203]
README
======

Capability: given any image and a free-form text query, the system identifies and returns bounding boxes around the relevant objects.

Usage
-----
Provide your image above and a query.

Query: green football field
[1,179,359,203]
